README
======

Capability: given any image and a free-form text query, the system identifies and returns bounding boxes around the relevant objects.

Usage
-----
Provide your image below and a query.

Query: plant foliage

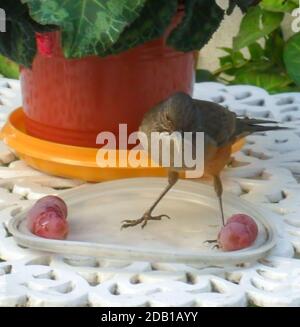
[0,0,257,66]
[199,0,300,93]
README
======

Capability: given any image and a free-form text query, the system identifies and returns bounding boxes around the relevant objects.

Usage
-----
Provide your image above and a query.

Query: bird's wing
[193,99,237,147]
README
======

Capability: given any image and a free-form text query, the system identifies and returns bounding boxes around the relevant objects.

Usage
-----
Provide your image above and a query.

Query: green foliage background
[197,0,300,93]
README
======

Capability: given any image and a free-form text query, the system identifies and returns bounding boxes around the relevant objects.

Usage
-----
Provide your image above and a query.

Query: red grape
[34,195,68,218]
[32,208,69,240]
[27,204,63,231]
[218,222,255,251]
[226,213,258,241]
[26,195,69,240]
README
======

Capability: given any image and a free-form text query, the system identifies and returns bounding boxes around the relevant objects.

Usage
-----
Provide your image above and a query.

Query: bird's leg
[121,171,179,229]
[203,175,225,249]
[213,174,225,226]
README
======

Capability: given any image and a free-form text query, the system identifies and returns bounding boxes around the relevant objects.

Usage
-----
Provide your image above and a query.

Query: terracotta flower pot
[20,7,195,148]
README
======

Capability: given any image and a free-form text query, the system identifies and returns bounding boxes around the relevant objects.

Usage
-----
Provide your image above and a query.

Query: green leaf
[216,48,247,75]
[265,28,285,66]
[283,33,300,85]
[273,85,300,93]
[0,0,52,67]
[22,0,148,58]
[260,0,297,13]
[248,42,264,60]
[167,0,225,52]
[105,0,177,55]
[233,6,283,50]
[234,70,292,92]
[221,67,242,76]
[220,55,233,67]
[196,69,217,82]
[232,51,247,65]
[236,60,275,73]
[0,55,19,79]
[228,0,259,14]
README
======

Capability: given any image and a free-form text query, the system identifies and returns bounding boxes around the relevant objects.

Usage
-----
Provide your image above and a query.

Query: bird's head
[138,92,198,166]
[139,92,196,135]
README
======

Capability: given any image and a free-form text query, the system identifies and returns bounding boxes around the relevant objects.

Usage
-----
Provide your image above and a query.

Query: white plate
[8,178,276,266]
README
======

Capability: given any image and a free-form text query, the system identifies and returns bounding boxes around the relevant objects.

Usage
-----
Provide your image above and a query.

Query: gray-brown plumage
[121,92,285,229]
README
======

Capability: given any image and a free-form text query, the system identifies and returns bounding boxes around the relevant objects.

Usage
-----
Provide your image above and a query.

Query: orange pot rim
[1,108,245,181]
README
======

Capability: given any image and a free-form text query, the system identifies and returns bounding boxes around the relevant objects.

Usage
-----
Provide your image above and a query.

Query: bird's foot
[203,239,219,249]
[121,212,170,229]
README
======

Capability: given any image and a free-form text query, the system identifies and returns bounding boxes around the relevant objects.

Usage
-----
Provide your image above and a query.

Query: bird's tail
[236,117,289,136]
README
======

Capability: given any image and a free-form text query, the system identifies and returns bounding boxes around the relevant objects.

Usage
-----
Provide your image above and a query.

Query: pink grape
[26,195,68,240]
[226,213,258,242]
[32,208,69,240]
[27,204,61,231]
[218,222,255,251]
[35,195,68,218]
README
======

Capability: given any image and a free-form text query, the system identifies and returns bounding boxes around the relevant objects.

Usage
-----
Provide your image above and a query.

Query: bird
[121,92,286,230]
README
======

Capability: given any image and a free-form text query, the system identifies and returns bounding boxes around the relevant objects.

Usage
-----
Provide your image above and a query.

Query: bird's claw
[121,213,171,230]
[203,239,220,249]
[203,239,218,244]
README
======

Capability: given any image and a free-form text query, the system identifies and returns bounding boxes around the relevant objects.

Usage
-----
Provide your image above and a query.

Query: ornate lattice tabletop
[0,78,300,307]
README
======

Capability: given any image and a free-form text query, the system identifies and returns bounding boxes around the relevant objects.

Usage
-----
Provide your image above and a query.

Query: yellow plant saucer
[1,108,245,182]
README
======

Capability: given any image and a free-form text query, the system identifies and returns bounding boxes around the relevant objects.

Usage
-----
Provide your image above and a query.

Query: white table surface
[0,78,300,307]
